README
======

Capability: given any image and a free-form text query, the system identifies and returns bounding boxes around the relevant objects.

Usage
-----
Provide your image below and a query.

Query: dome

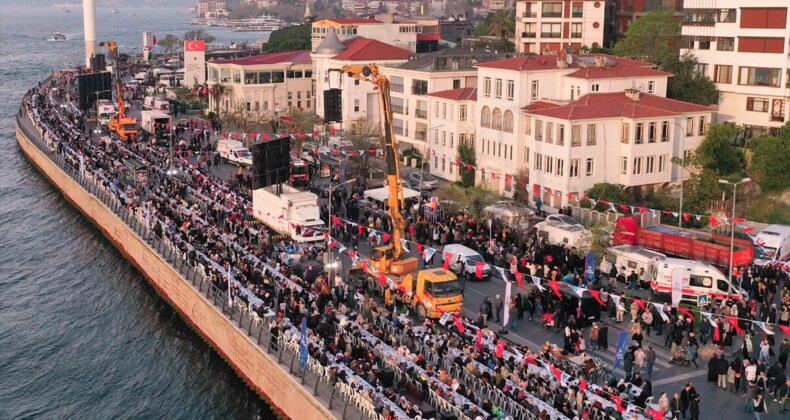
[315,27,346,55]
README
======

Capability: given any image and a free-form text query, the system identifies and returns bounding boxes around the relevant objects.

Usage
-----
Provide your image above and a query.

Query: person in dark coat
[708,353,720,382]
[597,324,609,349]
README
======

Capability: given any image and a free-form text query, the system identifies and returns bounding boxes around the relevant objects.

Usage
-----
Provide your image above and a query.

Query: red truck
[614,216,753,268]
[289,157,310,186]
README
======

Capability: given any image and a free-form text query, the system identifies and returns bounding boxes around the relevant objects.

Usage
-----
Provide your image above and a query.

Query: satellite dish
[566,54,573,65]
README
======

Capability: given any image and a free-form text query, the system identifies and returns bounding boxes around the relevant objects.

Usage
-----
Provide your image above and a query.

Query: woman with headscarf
[707,353,720,382]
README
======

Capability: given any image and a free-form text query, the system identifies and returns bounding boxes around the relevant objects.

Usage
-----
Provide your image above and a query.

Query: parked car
[307,179,335,197]
[407,172,439,190]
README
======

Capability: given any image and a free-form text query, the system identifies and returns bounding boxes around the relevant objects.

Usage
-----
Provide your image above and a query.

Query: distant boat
[111,8,119,14]
[50,32,67,41]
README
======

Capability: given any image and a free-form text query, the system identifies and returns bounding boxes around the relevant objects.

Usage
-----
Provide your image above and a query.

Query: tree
[612,9,680,67]
[693,123,744,176]
[184,29,216,44]
[467,186,498,220]
[262,25,311,53]
[473,22,489,37]
[435,184,468,216]
[585,183,632,204]
[748,124,790,193]
[158,34,181,55]
[486,9,515,39]
[663,53,719,105]
[456,141,476,188]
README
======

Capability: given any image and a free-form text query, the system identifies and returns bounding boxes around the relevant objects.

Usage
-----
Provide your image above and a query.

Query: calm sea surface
[0,6,275,419]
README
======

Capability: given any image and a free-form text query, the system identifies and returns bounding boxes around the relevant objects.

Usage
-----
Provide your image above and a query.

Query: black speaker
[252,136,291,189]
[90,54,107,72]
[77,71,112,111]
[323,89,342,122]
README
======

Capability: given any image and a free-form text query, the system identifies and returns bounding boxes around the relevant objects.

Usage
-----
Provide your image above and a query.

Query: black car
[307,180,335,197]
[538,285,601,326]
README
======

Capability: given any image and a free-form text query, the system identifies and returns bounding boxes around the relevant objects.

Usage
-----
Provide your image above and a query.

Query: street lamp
[93,89,113,134]
[668,121,689,228]
[325,178,357,279]
[718,177,751,296]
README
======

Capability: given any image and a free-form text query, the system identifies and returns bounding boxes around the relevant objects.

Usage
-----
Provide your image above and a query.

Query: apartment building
[515,0,606,54]
[426,88,477,182]
[473,53,674,197]
[381,49,516,156]
[311,15,441,54]
[205,50,314,119]
[312,29,413,132]
[680,0,790,140]
[524,89,714,207]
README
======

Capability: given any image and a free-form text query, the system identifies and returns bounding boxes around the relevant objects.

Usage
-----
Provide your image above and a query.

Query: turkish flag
[475,261,484,279]
[361,261,367,273]
[514,272,524,288]
[382,233,391,243]
[678,307,695,320]
[611,395,624,412]
[548,280,562,299]
[726,316,744,335]
[357,224,364,235]
[185,40,206,52]
[495,340,505,358]
[453,316,466,333]
[476,329,483,348]
[708,216,718,227]
[587,289,605,306]
[443,253,453,270]
[646,409,664,420]
[332,215,343,226]
[633,298,647,312]
[152,35,157,45]
[777,325,790,336]
[579,377,588,391]
[378,273,388,286]
[551,365,563,382]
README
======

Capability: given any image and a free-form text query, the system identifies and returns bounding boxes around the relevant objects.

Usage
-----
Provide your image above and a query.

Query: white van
[754,224,790,265]
[442,244,492,281]
[484,201,534,226]
[600,245,747,303]
[216,139,252,167]
[532,214,592,250]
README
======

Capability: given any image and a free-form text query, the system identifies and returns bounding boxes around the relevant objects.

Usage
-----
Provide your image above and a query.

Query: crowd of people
[21,70,790,420]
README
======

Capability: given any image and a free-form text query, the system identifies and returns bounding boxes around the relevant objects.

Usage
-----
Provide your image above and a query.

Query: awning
[363,186,420,202]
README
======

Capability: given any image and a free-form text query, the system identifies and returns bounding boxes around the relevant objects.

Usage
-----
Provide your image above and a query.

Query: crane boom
[98,41,126,120]
[340,64,407,260]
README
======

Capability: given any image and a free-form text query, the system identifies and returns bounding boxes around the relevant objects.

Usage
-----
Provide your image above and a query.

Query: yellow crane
[341,64,464,319]
[99,41,139,141]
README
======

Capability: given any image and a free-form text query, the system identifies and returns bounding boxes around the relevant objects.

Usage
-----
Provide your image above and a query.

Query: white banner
[671,268,685,307]
[423,248,436,263]
[502,280,512,328]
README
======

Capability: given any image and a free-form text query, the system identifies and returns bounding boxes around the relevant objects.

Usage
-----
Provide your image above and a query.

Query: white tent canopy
[363,187,420,202]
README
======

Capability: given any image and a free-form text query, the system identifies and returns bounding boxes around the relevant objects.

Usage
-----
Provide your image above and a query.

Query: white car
[408,172,438,190]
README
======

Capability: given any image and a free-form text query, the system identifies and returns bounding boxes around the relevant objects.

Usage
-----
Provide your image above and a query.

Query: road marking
[464,286,486,297]
[650,370,706,386]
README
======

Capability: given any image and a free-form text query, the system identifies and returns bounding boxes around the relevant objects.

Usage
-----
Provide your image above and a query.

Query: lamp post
[325,178,357,281]
[670,121,688,228]
[417,124,444,199]
[718,177,751,296]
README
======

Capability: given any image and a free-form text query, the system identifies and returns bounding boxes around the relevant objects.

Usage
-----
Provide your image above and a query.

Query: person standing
[689,395,700,420]
[644,345,656,378]
[589,323,599,350]
[494,294,504,324]
[508,297,518,331]
[777,377,790,414]
[687,332,700,368]
[717,354,729,389]
[753,393,768,419]
[744,381,757,414]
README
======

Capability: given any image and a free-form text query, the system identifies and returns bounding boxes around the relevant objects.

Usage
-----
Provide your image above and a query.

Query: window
[481,106,491,127]
[531,80,540,101]
[503,110,514,133]
[570,159,580,177]
[546,122,554,143]
[416,100,428,119]
[647,81,655,94]
[498,142,502,157]
[484,77,491,96]
[635,123,644,144]
[646,156,655,174]
[541,23,561,38]
[450,133,454,148]
[452,79,461,89]
[717,37,734,51]
[434,102,440,118]
[620,157,627,175]
[621,123,630,144]
[698,116,707,135]
[572,2,583,18]
[557,124,565,146]
[245,102,251,112]
[506,80,514,100]
[586,124,596,145]
[434,156,438,169]
[633,157,642,175]
[696,63,709,77]
[391,76,404,93]
[442,131,446,146]
[492,108,503,130]
[556,159,564,176]
[659,155,668,173]
[542,2,562,18]
[353,99,360,112]
[571,23,582,38]
[714,65,733,84]
[571,124,581,146]
[535,153,543,171]
[459,105,467,121]
[699,40,711,50]
[524,116,532,134]
[586,158,594,176]
[495,79,503,98]
[746,97,770,112]
[661,121,669,142]
[545,156,554,174]
[717,9,736,23]
[648,122,657,143]
[441,158,446,172]
[412,79,428,95]
[591,83,600,92]
[535,120,543,141]
[434,129,439,144]
[232,69,241,84]
[685,117,694,136]
[739,67,781,87]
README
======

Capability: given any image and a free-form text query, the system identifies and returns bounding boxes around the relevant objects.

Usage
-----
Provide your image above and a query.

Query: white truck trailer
[252,184,325,243]
[140,110,171,135]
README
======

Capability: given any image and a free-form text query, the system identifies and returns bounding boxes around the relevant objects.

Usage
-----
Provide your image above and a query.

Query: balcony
[572,12,583,18]
[522,12,537,18]
[412,87,428,95]
[415,131,427,141]
[542,12,562,18]
[571,32,582,39]
[392,105,404,115]
[415,109,427,119]
[521,32,536,38]
[540,32,561,39]
[391,84,404,93]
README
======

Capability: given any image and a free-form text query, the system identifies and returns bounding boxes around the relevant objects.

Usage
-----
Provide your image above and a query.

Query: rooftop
[318,18,381,25]
[523,91,714,120]
[396,48,523,71]
[208,50,311,66]
[428,87,477,101]
[333,37,413,61]
[475,54,662,74]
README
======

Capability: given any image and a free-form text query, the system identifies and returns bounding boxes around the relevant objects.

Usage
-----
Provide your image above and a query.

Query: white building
[312,28,413,132]
[426,88,477,182]
[311,15,441,53]
[680,0,790,140]
[524,89,714,208]
[205,50,314,120]
[515,0,606,54]
[472,53,678,198]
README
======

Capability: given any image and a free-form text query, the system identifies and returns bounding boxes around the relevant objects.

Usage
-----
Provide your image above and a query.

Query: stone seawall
[15,120,341,420]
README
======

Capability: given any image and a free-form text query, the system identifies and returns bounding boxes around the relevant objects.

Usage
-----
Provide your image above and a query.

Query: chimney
[556,57,567,69]
[594,55,605,67]
[625,88,640,101]
[83,0,97,69]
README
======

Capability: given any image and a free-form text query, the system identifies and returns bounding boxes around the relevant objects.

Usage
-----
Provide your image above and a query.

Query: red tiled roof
[333,37,412,61]
[523,92,714,120]
[428,87,477,101]
[566,66,672,79]
[325,18,381,24]
[209,50,311,66]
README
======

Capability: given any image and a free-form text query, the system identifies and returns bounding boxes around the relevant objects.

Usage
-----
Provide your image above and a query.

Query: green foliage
[435,184,468,215]
[581,183,633,211]
[486,9,515,39]
[612,9,680,66]
[473,23,489,37]
[184,29,216,44]
[158,34,181,55]
[746,194,790,224]
[694,124,744,176]
[262,25,311,53]
[748,125,790,193]
[662,53,719,106]
[457,141,476,188]
[467,186,498,219]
